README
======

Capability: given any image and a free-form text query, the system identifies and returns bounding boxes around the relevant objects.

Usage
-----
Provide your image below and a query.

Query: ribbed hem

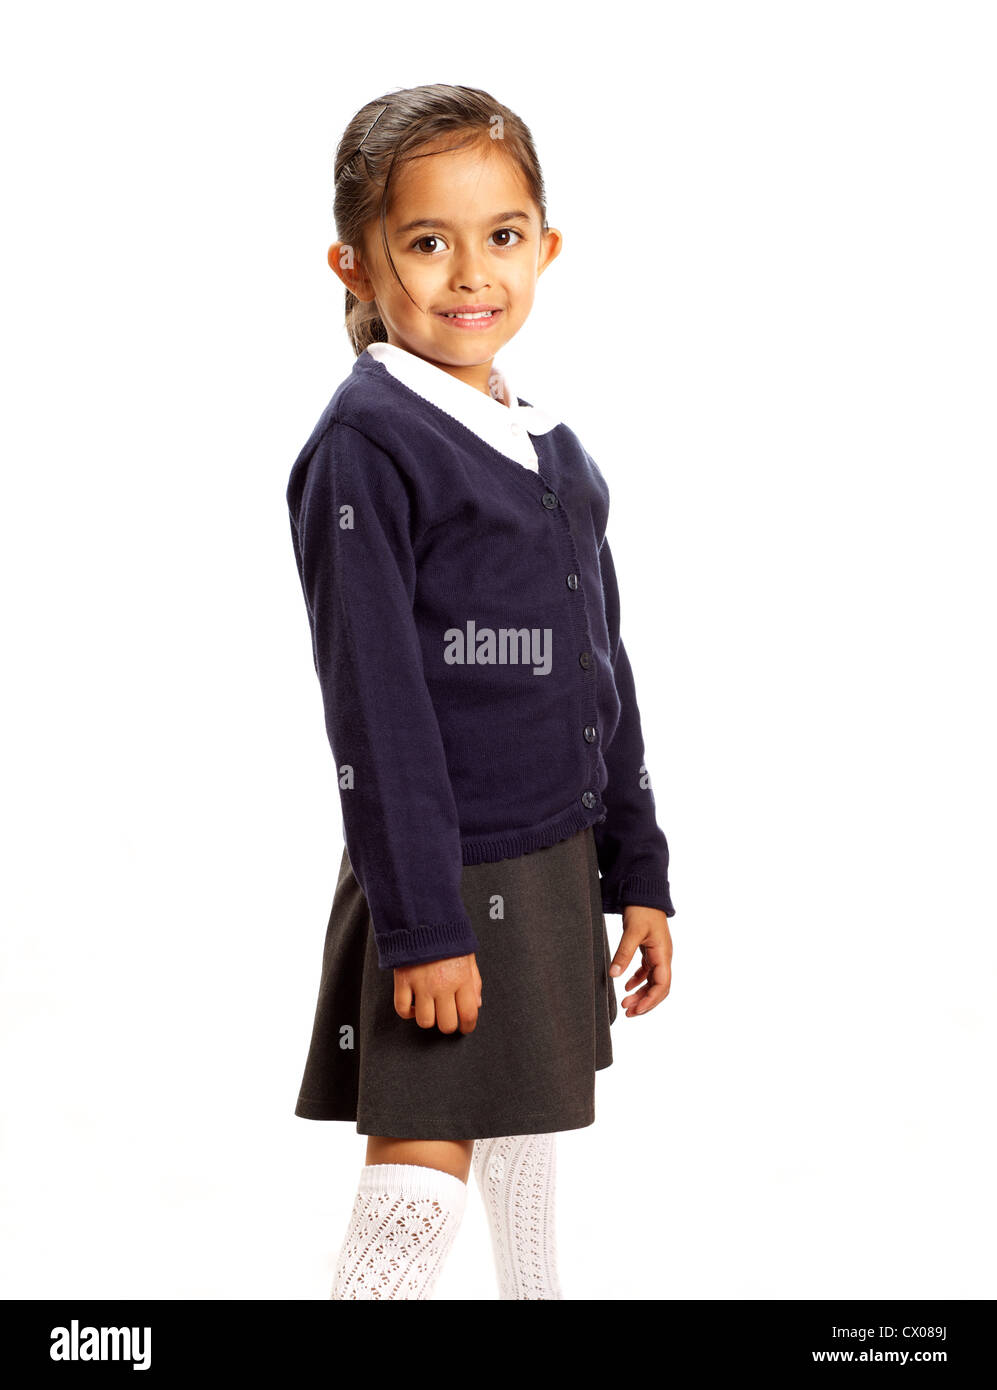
[602,873,675,917]
[375,918,480,970]
[359,1163,468,1207]
[460,801,602,866]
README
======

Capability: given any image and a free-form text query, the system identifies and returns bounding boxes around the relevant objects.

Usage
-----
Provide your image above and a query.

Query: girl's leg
[471,1133,563,1300]
[329,1137,473,1300]
[365,1136,474,1182]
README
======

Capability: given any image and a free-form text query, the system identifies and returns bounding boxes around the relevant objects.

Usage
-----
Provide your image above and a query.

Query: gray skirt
[293,824,618,1141]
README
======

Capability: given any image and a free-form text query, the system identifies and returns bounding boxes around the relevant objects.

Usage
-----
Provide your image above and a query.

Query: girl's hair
[332,84,548,357]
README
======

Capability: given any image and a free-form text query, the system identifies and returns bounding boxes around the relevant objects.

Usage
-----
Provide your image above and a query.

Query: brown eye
[489,228,524,248]
[414,235,443,253]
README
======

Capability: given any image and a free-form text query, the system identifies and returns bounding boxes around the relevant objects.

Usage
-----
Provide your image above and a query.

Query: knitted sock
[330,1162,468,1300]
[471,1133,563,1300]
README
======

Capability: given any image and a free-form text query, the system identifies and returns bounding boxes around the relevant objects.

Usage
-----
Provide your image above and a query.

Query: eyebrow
[393,210,533,235]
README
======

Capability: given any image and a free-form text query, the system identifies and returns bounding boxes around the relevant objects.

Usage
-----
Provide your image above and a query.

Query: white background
[2,0,994,1300]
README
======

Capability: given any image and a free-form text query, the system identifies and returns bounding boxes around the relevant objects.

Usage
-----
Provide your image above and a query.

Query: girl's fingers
[623,977,671,1014]
[394,979,415,1018]
[609,923,647,978]
[414,991,437,1030]
[435,994,460,1035]
[455,984,480,1034]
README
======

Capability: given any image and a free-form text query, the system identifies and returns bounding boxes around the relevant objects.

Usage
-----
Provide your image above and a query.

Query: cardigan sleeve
[592,532,676,917]
[288,421,481,970]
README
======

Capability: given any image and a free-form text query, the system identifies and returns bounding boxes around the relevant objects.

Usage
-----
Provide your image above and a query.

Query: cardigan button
[566,573,579,590]
[578,651,592,670]
[541,490,558,508]
[581,790,597,808]
[583,725,597,743]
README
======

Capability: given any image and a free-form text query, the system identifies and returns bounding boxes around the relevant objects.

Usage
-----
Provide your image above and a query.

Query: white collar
[364,341,559,468]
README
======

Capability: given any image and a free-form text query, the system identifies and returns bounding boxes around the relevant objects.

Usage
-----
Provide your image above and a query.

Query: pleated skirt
[293,823,618,1141]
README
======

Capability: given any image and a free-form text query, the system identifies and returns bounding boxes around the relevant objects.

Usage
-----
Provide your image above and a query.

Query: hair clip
[336,103,389,178]
[357,104,389,151]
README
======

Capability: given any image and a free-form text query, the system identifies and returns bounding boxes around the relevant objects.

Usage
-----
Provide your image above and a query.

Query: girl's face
[331,136,562,395]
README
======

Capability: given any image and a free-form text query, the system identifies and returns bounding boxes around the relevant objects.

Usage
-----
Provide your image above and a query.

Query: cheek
[388,263,439,310]
[509,273,537,311]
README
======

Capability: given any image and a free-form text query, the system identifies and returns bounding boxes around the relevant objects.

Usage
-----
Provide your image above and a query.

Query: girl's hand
[609,906,673,1016]
[393,953,483,1035]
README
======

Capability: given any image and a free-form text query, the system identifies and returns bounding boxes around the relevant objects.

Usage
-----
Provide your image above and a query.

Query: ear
[328,241,377,302]
[536,226,563,279]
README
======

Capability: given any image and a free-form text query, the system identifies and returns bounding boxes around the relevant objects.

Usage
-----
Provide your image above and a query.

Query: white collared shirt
[365,340,560,470]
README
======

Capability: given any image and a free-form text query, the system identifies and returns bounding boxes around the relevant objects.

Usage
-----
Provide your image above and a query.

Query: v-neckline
[360,353,558,499]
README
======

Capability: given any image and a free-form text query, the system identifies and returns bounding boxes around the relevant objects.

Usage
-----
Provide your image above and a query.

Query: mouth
[435,307,503,330]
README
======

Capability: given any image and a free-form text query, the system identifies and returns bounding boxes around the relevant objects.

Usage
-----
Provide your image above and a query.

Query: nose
[452,247,490,292]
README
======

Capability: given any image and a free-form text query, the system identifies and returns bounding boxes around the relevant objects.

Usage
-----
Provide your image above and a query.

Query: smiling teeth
[446,311,495,319]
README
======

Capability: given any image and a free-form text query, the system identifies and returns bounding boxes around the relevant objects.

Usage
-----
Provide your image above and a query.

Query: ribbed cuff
[601,873,675,917]
[374,918,481,970]
[359,1163,468,1207]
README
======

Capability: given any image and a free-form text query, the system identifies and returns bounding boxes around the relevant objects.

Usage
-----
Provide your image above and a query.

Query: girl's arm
[592,532,676,919]
[288,421,480,971]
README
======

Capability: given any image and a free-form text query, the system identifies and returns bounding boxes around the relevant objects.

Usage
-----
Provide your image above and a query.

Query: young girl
[286,84,677,1300]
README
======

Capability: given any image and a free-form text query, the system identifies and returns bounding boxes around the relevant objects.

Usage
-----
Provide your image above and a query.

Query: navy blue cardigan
[286,351,675,969]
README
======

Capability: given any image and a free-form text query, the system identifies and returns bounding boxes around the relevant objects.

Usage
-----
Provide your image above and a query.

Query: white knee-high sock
[471,1133,563,1300]
[330,1162,467,1300]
